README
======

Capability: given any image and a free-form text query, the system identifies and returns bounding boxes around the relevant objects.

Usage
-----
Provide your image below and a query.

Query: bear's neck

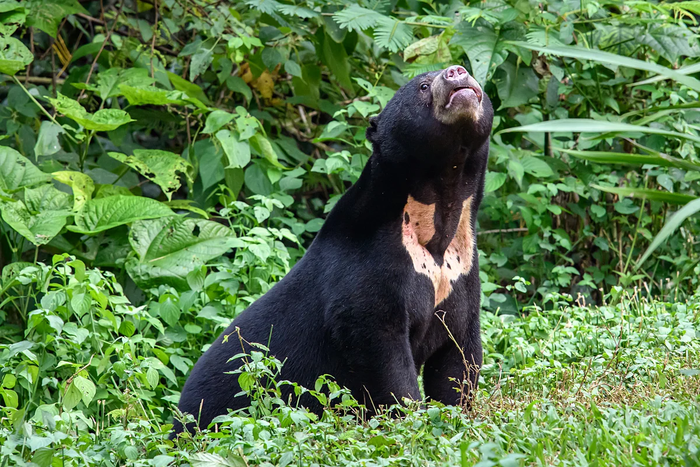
[322,142,488,242]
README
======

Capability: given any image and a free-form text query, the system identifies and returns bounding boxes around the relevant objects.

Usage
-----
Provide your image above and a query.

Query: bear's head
[366,65,493,167]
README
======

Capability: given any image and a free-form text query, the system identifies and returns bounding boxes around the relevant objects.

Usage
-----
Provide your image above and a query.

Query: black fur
[173,67,494,434]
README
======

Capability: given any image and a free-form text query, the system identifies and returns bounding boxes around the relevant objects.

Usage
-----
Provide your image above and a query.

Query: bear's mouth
[447,86,482,108]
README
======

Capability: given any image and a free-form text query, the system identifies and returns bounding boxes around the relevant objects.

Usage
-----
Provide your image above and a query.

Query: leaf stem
[11,76,79,144]
[624,176,649,274]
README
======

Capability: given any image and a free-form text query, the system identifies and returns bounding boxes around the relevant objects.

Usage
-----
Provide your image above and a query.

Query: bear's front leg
[329,308,421,412]
[422,311,482,408]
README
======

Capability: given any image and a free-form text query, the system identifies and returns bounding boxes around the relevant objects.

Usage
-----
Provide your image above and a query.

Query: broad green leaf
[615,198,639,214]
[72,375,95,406]
[500,119,700,144]
[53,171,94,211]
[521,156,553,177]
[159,297,181,327]
[508,42,700,93]
[203,110,235,134]
[166,71,212,105]
[24,184,72,212]
[119,85,184,106]
[108,150,195,200]
[195,139,225,191]
[34,121,65,157]
[261,48,284,70]
[49,93,133,131]
[244,163,273,195]
[636,197,700,268]
[0,389,18,409]
[0,147,51,192]
[484,172,507,192]
[190,45,214,81]
[451,21,507,84]
[284,60,302,78]
[69,196,174,234]
[592,184,696,205]
[126,216,237,290]
[0,199,70,245]
[25,0,88,37]
[216,130,251,169]
[70,40,104,63]
[638,25,700,64]
[404,35,440,61]
[146,367,159,389]
[560,148,700,171]
[322,33,353,91]
[164,199,209,218]
[226,76,253,101]
[351,101,380,118]
[63,380,81,410]
[494,60,539,109]
[0,36,33,76]
[95,68,122,100]
[234,108,260,140]
[2,373,16,389]
[251,133,284,168]
[190,452,247,467]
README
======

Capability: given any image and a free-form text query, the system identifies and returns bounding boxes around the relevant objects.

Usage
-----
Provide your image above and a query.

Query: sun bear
[173,65,494,434]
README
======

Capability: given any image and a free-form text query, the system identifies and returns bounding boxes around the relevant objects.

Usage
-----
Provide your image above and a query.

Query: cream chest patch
[401,196,475,307]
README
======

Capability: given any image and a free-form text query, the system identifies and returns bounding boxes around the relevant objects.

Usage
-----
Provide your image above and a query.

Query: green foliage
[0,260,698,464]
[0,0,700,462]
[2,0,697,309]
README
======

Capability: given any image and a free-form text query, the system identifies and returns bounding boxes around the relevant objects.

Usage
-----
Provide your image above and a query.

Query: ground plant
[0,0,699,465]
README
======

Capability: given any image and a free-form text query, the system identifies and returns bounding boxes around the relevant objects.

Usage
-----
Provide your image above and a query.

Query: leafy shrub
[1,1,700,464]
[1,0,700,311]
[1,260,699,465]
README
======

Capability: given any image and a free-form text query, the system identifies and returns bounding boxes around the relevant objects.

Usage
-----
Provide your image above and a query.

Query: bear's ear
[366,115,380,144]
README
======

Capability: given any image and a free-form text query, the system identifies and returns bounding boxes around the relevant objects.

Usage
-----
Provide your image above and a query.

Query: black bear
[173,65,493,434]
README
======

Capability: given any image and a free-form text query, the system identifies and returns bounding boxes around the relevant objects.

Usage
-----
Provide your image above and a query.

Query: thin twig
[11,76,78,143]
[77,0,125,101]
[150,0,159,79]
[26,28,34,85]
[477,228,528,236]
[77,13,105,25]
[16,76,66,85]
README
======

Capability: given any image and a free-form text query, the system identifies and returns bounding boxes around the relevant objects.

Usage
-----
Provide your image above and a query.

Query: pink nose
[444,65,468,80]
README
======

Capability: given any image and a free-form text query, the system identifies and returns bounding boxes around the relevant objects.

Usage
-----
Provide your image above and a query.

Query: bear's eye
[420,83,429,91]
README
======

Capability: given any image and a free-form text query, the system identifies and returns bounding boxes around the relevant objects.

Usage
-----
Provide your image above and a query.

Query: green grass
[1,273,699,466]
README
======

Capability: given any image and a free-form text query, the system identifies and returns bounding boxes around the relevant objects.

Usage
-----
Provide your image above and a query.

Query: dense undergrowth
[1,0,700,310]
[2,1,700,466]
[1,259,699,465]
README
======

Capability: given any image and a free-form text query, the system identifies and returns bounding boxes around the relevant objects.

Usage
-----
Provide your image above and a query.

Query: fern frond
[245,0,281,15]
[278,4,319,19]
[365,0,392,15]
[403,62,446,78]
[411,15,453,26]
[333,5,386,32]
[374,18,414,53]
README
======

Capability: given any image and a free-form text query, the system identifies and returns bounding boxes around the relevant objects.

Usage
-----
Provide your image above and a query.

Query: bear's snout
[431,65,485,124]
[443,65,468,81]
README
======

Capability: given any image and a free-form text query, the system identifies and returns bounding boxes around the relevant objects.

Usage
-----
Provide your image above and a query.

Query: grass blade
[507,42,700,93]
[560,149,670,166]
[499,118,700,144]
[561,148,700,171]
[635,197,700,269]
[632,62,700,86]
[592,184,697,205]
